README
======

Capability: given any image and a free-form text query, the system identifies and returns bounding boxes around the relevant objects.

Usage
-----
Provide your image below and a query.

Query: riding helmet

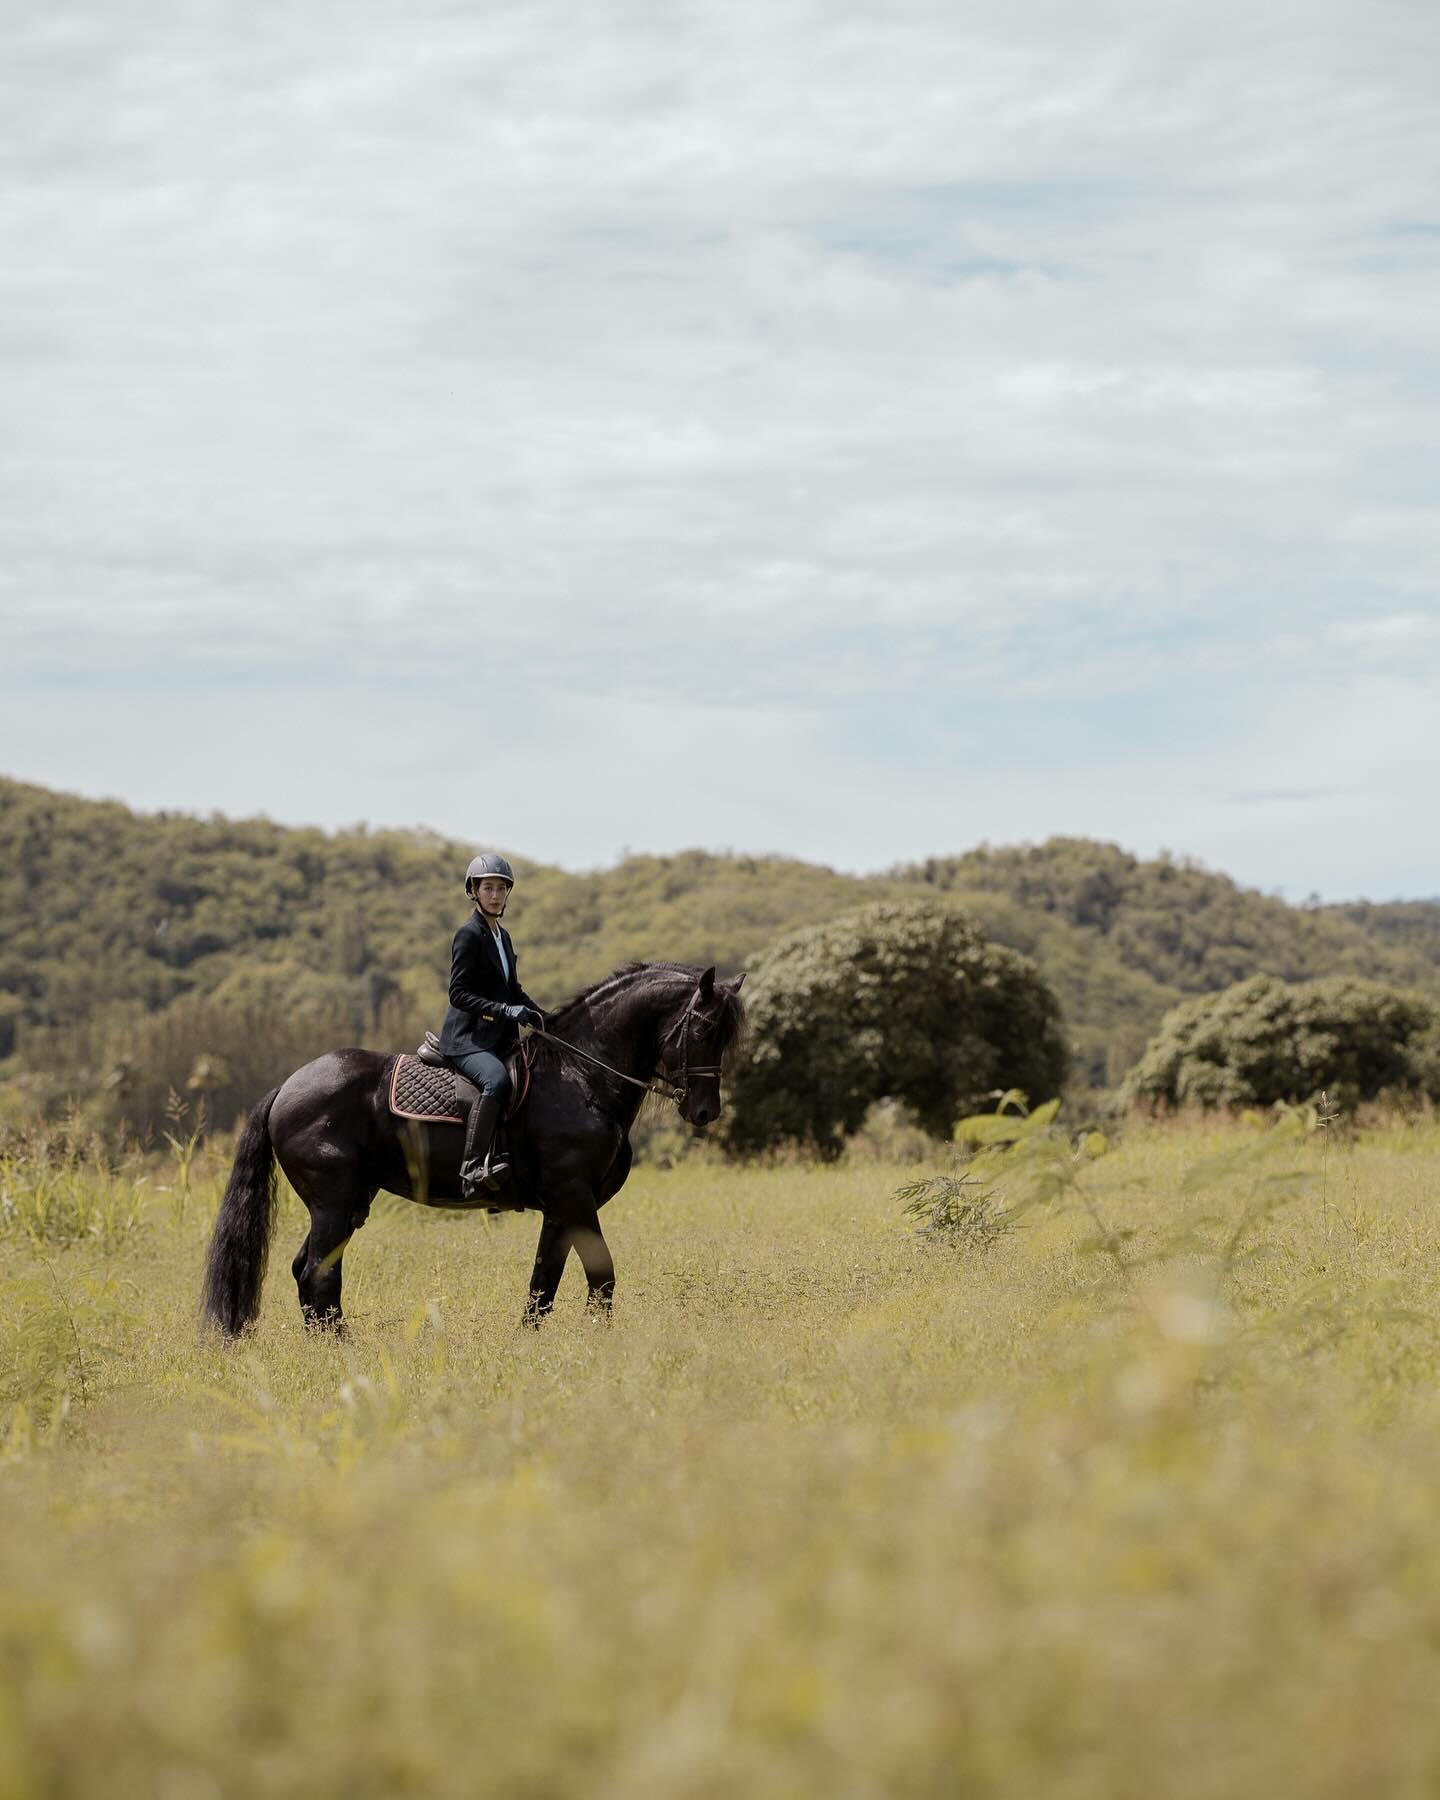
[465,852,515,892]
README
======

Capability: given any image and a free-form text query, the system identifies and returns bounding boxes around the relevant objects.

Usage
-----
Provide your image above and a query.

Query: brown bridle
[525,989,724,1111]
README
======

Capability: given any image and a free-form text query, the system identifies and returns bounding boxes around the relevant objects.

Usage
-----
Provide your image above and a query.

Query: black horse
[201,962,746,1334]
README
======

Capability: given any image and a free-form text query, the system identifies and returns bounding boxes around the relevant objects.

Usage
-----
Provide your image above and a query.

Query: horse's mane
[535,960,747,1076]
[545,961,655,1028]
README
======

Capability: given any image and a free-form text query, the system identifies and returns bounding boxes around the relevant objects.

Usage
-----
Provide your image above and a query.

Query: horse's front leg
[524,1214,569,1325]
[522,1204,615,1324]
[569,1206,615,1318]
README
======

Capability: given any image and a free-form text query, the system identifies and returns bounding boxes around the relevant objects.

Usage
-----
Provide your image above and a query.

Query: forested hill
[894,843,1440,1082]
[0,777,888,1068]
[2,776,1437,1100]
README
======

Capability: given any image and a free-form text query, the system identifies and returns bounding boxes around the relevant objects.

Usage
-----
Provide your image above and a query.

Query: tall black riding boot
[459,1090,508,1200]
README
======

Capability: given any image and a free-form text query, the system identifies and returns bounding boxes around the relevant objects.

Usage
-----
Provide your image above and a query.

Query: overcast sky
[2,0,1437,899]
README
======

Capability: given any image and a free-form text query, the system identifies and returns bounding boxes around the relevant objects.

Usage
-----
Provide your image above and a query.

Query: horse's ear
[728,972,747,992]
[698,966,716,1000]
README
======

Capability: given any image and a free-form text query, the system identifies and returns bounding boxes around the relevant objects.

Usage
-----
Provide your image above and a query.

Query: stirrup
[460,1161,497,1200]
[461,1150,510,1200]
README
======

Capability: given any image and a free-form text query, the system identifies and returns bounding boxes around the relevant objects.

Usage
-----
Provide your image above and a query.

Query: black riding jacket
[437,912,544,1059]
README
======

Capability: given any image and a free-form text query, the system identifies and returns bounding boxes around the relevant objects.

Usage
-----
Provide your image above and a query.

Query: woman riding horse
[439,853,545,1198]
[200,954,747,1333]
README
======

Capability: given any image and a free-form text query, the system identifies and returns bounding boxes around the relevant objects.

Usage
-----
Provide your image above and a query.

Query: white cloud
[1,0,1438,896]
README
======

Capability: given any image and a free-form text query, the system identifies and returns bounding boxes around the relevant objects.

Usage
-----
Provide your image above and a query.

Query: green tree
[5,778,1440,1130]
[1123,974,1440,1112]
[727,900,1069,1157]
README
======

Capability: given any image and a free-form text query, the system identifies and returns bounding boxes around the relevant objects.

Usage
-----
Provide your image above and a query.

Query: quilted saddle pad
[388,1048,532,1125]
[390,1055,472,1123]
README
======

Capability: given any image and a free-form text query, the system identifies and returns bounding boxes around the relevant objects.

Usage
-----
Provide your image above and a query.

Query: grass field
[4,1114,1440,1798]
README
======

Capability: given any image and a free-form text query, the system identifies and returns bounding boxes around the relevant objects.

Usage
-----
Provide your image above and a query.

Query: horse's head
[662,965,747,1129]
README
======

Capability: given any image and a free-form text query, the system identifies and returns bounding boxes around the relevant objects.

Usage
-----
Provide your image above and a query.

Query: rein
[525,993,723,1109]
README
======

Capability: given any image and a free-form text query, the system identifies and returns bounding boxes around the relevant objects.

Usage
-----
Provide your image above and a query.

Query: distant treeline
[2,776,1437,1136]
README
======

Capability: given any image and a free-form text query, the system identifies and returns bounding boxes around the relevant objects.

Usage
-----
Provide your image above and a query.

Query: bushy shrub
[1124,974,1440,1112]
[726,900,1068,1158]
[842,1098,942,1164]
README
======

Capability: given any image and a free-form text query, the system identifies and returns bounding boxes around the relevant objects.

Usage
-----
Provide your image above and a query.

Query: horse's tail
[201,1085,282,1337]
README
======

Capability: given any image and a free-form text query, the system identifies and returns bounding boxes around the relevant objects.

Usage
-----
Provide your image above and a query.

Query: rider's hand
[507,1004,543,1029]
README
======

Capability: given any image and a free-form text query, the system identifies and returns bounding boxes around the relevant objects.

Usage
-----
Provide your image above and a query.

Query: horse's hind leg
[294,1206,351,1328]
[289,1181,371,1330]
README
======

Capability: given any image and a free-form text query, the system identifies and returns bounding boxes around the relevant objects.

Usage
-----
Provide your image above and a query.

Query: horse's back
[270,1047,392,1142]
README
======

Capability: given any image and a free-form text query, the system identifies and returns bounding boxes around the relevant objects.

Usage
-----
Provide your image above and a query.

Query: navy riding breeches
[451,1050,510,1104]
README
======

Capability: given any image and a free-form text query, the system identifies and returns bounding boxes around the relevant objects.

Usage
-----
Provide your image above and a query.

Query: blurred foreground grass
[4,1117,1440,1798]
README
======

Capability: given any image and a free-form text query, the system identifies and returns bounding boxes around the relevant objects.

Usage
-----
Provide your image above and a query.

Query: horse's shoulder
[598,1135,634,1206]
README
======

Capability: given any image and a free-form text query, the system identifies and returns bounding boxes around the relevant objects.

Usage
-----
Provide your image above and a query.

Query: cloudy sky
[2,0,1437,899]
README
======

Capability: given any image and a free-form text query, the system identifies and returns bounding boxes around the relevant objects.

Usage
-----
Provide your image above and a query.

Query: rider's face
[474,879,510,916]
